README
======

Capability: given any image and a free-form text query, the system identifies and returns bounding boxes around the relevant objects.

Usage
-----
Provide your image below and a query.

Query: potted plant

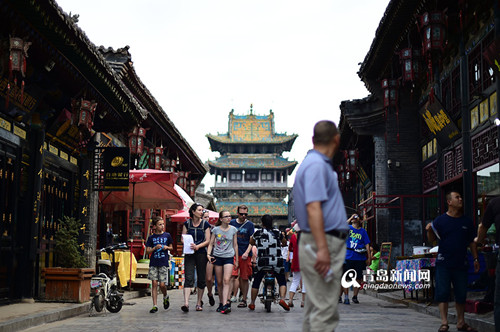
[42,216,95,302]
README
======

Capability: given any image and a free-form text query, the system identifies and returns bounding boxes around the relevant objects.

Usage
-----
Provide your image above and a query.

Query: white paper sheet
[182,234,195,254]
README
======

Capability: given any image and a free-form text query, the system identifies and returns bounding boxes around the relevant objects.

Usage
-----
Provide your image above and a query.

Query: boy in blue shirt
[146,216,173,313]
[342,214,371,304]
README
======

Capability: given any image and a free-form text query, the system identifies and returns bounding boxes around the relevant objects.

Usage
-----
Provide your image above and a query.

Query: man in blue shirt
[229,205,255,308]
[293,120,349,332]
[426,191,480,332]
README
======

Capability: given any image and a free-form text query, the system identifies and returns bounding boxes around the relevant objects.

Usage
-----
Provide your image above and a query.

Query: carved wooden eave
[98,46,207,180]
[358,0,425,92]
[6,0,148,126]
[340,95,386,136]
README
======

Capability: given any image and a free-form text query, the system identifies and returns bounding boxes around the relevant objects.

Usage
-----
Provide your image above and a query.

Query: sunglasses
[238,213,248,216]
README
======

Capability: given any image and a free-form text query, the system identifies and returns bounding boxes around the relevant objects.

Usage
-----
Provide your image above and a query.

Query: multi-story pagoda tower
[207,106,297,226]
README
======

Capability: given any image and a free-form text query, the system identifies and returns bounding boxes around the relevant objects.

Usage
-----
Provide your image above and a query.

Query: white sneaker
[230,296,237,302]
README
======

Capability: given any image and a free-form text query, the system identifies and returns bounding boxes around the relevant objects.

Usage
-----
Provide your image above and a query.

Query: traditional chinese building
[339,1,498,258]
[207,107,297,226]
[0,0,205,302]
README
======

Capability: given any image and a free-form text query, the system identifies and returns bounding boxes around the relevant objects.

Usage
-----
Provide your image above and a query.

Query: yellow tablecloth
[101,251,137,287]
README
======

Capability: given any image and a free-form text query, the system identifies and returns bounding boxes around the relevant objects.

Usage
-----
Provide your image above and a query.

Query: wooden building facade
[339,1,499,256]
[0,0,205,302]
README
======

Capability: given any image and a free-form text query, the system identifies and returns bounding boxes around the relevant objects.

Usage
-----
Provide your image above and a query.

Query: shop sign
[13,125,26,139]
[102,147,130,191]
[0,116,11,132]
[357,165,372,188]
[0,77,38,113]
[419,97,460,147]
[48,144,58,155]
[59,150,68,161]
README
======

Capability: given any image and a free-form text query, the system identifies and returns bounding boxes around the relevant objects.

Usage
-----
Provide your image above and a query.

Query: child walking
[146,216,173,313]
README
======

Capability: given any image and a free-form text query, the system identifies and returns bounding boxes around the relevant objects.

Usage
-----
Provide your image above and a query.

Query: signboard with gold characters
[103,147,130,191]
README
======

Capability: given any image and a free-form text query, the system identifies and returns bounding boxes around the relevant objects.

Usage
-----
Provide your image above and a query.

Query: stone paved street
[23,289,446,332]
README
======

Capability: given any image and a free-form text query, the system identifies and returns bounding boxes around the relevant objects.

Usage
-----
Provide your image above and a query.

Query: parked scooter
[258,268,279,312]
[90,243,128,313]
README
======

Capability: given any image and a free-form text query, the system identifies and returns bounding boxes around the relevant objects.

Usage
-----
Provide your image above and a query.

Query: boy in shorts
[146,216,173,313]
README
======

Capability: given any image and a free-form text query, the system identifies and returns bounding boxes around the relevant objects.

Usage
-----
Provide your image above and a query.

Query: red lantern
[148,148,155,168]
[71,98,97,134]
[128,127,146,155]
[420,11,446,53]
[338,164,345,190]
[348,150,358,172]
[381,79,399,107]
[400,48,420,82]
[154,147,163,170]
[7,37,31,107]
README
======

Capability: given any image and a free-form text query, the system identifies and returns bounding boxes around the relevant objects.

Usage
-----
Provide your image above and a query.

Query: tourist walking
[293,120,349,332]
[229,204,255,308]
[288,227,306,308]
[205,210,219,307]
[207,210,238,314]
[181,203,211,312]
[145,216,173,313]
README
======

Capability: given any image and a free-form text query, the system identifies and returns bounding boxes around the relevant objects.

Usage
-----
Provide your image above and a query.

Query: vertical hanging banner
[78,160,91,255]
[29,131,45,260]
[103,147,130,191]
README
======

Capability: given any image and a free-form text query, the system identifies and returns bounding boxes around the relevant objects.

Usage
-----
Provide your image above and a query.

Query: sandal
[456,323,477,332]
[237,300,247,308]
[196,304,203,311]
[248,304,255,310]
[438,324,449,332]
[301,301,304,308]
[181,305,189,312]
[288,301,294,308]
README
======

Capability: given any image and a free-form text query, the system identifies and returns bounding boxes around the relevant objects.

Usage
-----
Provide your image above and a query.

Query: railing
[213,182,289,188]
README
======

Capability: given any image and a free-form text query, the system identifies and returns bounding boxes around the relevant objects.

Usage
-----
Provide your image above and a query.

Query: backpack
[187,219,207,243]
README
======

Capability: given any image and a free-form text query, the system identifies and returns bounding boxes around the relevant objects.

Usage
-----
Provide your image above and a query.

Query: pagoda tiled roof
[207,154,297,170]
[206,133,297,144]
[215,201,288,216]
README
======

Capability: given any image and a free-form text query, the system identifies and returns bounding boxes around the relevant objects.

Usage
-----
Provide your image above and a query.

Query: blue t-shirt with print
[345,225,370,261]
[146,232,173,267]
[432,213,475,269]
[230,219,255,257]
[183,219,211,253]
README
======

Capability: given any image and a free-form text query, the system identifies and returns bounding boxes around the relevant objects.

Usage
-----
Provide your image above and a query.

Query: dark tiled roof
[358,0,424,90]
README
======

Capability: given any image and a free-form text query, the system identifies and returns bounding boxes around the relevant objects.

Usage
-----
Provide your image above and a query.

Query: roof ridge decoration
[207,108,297,143]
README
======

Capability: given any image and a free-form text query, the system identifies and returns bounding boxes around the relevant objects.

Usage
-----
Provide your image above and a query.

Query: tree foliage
[54,216,87,268]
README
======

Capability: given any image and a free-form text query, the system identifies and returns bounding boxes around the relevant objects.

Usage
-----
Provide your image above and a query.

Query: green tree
[55,216,87,268]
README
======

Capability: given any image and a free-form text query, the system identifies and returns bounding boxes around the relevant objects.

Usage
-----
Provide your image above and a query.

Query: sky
[56,0,389,190]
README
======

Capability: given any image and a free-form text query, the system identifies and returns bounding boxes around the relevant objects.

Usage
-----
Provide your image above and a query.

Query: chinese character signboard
[102,147,130,191]
[419,97,460,147]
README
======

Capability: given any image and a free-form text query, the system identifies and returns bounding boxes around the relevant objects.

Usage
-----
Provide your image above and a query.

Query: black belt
[326,229,348,240]
[302,229,347,240]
